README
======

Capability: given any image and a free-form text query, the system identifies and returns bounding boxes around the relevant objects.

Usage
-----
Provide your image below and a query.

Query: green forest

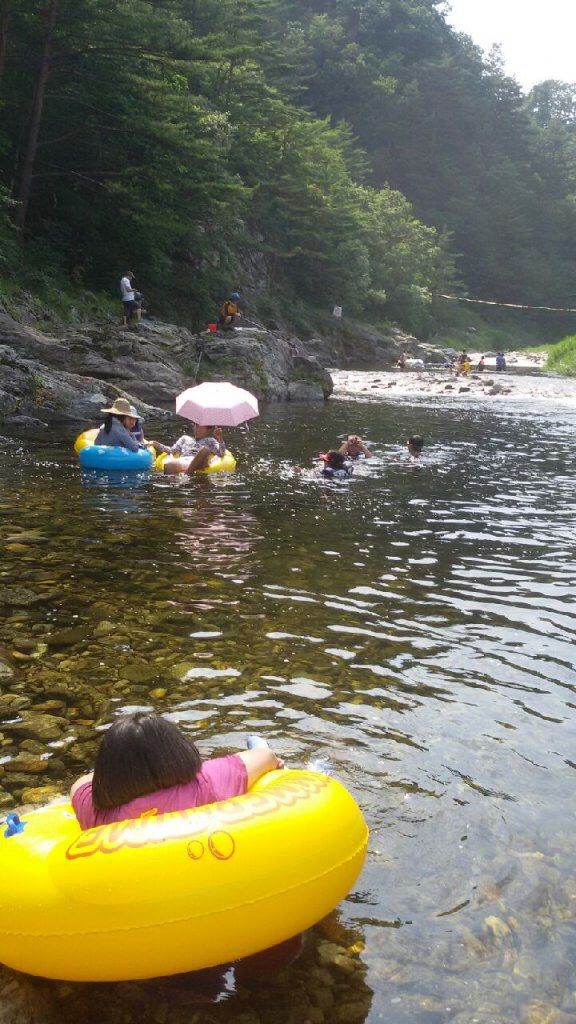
[2,0,576,340]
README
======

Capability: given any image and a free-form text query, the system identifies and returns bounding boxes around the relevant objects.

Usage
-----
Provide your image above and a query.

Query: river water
[0,370,575,1024]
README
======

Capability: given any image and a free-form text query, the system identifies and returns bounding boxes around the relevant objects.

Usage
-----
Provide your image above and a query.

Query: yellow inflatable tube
[0,770,367,981]
[155,449,237,474]
[73,428,99,454]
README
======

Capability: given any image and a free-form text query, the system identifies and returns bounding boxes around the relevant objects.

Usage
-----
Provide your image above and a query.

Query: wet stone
[0,694,30,715]
[311,986,336,1011]
[3,713,68,741]
[46,626,91,647]
[5,532,48,545]
[92,620,117,638]
[0,587,44,607]
[317,942,357,973]
[332,996,373,1023]
[523,1002,576,1024]
[3,753,50,774]
[0,661,14,680]
[20,785,62,805]
[32,700,67,713]
[123,663,160,684]
[20,739,46,754]
[10,638,37,653]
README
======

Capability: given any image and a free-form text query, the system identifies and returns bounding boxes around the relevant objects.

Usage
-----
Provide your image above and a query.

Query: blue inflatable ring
[79,446,153,472]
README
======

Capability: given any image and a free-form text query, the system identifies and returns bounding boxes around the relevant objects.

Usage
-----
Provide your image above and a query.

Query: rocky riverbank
[0,302,458,428]
[1,303,557,429]
[0,312,337,428]
[331,351,575,408]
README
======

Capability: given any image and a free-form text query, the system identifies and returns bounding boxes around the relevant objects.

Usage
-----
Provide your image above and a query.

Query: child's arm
[236,748,284,786]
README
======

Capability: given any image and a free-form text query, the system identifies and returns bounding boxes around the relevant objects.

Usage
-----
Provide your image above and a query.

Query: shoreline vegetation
[2,1,576,350]
[533,335,576,376]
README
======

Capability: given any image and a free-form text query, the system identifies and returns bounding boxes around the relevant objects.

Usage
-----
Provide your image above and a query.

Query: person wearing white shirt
[120,271,140,325]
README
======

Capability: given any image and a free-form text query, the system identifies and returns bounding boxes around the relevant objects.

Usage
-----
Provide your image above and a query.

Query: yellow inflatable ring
[0,770,367,981]
[73,428,99,455]
[156,450,237,474]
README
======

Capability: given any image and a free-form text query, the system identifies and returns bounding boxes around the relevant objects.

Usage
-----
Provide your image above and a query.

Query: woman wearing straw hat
[95,398,155,451]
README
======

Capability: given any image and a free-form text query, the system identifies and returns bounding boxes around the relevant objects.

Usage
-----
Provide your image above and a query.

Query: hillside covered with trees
[1,0,576,339]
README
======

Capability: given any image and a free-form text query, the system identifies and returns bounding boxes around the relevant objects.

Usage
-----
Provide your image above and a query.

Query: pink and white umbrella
[175,381,259,427]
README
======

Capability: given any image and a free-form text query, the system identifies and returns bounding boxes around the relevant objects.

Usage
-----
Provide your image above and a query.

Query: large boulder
[194,327,333,400]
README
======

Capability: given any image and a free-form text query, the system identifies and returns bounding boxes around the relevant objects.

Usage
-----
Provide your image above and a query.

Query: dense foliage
[1,0,575,333]
[542,335,576,376]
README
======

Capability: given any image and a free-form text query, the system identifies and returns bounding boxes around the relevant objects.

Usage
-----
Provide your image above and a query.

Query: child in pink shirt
[71,712,283,830]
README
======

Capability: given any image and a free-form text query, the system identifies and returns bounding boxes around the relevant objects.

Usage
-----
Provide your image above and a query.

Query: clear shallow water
[0,380,575,1023]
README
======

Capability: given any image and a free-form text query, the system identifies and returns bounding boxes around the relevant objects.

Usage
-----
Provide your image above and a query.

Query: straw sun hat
[100,397,140,417]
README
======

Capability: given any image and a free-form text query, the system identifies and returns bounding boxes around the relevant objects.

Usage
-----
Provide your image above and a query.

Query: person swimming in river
[407,435,424,458]
[338,435,371,460]
[154,423,225,475]
[318,450,354,479]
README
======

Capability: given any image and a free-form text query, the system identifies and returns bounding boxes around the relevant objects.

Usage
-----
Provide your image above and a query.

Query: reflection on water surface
[0,381,575,1024]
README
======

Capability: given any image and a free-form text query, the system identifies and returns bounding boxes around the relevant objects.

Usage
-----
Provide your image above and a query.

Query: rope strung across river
[438,294,576,314]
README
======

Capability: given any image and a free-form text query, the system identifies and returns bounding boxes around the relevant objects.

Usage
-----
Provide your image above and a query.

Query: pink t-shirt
[72,754,248,830]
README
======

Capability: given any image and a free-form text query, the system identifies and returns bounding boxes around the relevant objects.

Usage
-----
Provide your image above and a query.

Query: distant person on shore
[218,292,241,332]
[407,435,424,459]
[455,351,471,375]
[495,352,507,371]
[339,435,371,460]
[157,424,226,475]
[477,355,485,372]
[396,354,406,370]
[120,272,141,326]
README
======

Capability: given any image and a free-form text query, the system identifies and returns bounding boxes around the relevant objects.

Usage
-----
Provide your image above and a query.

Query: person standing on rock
[120,271,141,326]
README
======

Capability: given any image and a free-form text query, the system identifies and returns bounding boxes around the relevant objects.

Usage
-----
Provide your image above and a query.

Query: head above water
[346,435,364,450]
[92,712,201,810]
[320,450,346,469]
[408,435,424,456]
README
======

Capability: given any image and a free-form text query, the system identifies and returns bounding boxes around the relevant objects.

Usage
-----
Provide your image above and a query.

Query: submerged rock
[3,713,68,742]
[0,587,44,608]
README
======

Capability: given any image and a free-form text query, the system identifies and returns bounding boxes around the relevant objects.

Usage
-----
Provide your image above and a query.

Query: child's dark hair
[327,450,346,468]
[408,435,424,453]
[92,712,201,810]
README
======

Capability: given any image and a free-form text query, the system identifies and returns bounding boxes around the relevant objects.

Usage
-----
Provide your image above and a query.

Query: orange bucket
[207,322,217,333]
